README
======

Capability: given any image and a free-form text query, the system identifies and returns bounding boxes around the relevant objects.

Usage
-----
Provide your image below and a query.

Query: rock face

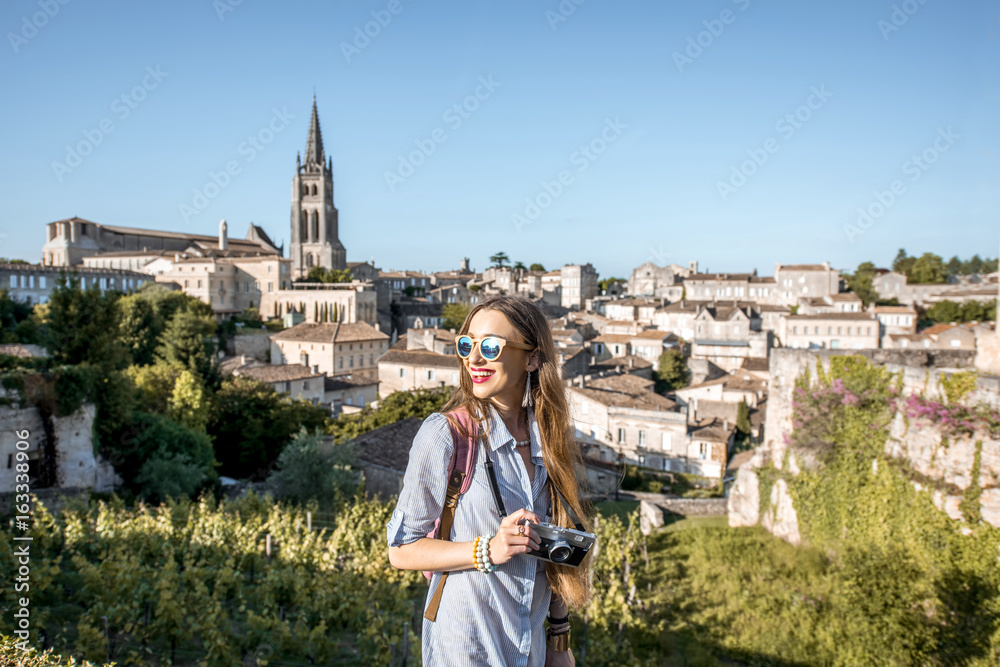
[761,479,801,546]
[729,348,1000,544]
[0,403,118,494]
[727,459,760,528]
[639,500,664,536]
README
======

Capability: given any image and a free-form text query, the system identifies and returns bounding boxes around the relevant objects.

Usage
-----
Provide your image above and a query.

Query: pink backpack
[422,408,481,621]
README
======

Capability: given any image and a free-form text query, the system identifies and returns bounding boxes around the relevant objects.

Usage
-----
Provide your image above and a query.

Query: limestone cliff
[728,348,1000,540]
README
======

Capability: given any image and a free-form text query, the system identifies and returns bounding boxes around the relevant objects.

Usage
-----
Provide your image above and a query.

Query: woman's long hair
[440,295,593,610]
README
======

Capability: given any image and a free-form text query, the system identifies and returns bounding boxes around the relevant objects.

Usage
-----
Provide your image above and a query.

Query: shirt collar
[485,402,544,463]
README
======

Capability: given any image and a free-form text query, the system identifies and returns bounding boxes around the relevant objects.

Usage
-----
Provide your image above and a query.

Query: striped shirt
[386,403,552,666]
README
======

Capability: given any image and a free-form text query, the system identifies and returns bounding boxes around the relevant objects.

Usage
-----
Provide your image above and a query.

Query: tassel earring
[522,371,533,408]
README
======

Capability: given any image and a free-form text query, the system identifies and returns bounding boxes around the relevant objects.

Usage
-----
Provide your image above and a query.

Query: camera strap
[477,416,585,532]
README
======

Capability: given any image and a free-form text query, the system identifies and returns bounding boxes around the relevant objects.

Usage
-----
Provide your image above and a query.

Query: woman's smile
[469,366,496,383]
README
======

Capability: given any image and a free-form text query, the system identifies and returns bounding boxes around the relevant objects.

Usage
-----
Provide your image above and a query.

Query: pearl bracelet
[474,534,496,573]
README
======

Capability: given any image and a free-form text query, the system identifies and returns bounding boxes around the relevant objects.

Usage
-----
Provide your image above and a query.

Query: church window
[300,212,308,240]
[311,211,319,240]
[306,254,313,267]
[311,184,317,196]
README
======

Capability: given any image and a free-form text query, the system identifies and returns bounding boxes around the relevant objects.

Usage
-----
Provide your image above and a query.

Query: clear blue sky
[1,0,998,279]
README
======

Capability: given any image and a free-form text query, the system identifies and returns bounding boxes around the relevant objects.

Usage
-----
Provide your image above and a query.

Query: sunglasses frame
[455,334,535,361]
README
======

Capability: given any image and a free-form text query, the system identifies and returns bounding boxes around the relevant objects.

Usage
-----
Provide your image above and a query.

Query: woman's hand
[488,508,541,565]
[544,647,575,666]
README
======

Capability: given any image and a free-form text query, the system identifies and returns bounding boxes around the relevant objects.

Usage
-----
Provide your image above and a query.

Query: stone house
[229,361,325,406]
[324,370,379,414]
[872,271,950,306]
[652,300,699,341]
[270,321,390,377]
[627,261,695,298]
[628,330,680,370]
[377,349,461,398]
[591,334,632,361]
[690,303,769,373]
[797,292,863,315]
[772,263,840,306]
[561,264,598,311]
[873,304,918,336]
[779,312,879,350]
[673,372,767,410]
[565,373,689,472]
[682,419,735,479]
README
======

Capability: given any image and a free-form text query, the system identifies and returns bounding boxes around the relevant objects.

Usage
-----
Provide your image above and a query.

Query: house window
[283,381,290,392]
[638,455,646,467]
[184,280,189,288]
[617,428,625,444]
[638,430,646,446]
[39,276,46,289]
[661,432,671,451]
[303,381,310,390]
[427,369,435,381]
[699,443,709,460]
[349,356,354,368]
[197,279,202,288]
[399,368,406,378]
[339,358,343,369]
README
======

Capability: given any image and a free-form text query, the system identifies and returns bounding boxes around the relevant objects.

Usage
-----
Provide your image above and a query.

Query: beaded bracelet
[475,534,496,573]
[472,536,482,571]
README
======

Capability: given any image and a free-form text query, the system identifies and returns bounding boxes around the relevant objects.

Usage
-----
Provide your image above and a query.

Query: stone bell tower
[291,95,347,279]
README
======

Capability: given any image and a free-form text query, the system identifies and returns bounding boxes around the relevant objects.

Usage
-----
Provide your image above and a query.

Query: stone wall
[729,347,998,540]
[0,403,117,496]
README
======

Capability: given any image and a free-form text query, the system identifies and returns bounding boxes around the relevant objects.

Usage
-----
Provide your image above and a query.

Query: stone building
[561,263,598,311]
[270,321,389,377]
[376,348,461,398]
[42,216,281,268]
[565,373,688,471]
[226,360,326,406]
[772,263,840,306]
[290,96,347,278]
[778,312,880,350]
[627,261,696,298]
[1,262,153,306]
[324,371,380,414]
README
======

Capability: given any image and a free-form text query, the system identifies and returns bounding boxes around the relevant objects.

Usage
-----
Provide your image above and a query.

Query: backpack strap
[424,409,481,622]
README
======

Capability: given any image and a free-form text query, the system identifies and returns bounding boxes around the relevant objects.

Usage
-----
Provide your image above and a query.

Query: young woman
[386,295,592,666]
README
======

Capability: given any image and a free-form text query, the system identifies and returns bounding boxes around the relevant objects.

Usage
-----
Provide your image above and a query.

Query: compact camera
[523,521,596,567]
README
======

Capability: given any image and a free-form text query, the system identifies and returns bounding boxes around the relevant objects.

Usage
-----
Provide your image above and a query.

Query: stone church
[290,96,347,279]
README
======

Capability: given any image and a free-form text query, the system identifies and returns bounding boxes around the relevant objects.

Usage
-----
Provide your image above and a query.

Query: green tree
[134,451,213,504]
[843,261,879,306]
[654,349,690,393]
[155,308,218,382]
[208,377,329,479]
[946,256,963,277]
[0,288,39,344]
[489,252,510,268]
[43,272,128,370]
[118,285,211,366]
[108,410,217,495]
[909,252,947,284]
[512,261,527,272]
[269,428,359,507]
[303,266,352,283]
[128,361,185,414]
[736,398,751,436]
[442,302,471,331]
[168,369,211,432]
[529,263,546,272]
[892,248,915,278]
[598,277,626,293]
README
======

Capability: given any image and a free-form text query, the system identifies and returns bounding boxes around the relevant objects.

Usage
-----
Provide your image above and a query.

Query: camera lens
[548,539,572,563]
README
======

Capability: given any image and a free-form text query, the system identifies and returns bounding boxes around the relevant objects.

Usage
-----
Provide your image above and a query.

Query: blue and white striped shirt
[386,403,552,666]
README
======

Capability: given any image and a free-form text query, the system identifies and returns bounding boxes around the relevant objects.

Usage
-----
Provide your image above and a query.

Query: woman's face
[463,308,538,408]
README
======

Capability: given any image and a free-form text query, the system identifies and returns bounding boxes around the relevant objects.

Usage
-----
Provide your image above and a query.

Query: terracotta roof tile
[271,321,389,343]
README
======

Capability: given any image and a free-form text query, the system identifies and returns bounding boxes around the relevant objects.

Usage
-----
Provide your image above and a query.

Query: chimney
[578,375,586,388]
[724,418,730,432]
[240,355,248,365]
[219,219,228,251]
[629,357,634,368]
[374,321,380,331]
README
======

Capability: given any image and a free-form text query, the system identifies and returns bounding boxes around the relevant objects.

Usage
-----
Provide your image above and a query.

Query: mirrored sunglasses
[455,335,534,361]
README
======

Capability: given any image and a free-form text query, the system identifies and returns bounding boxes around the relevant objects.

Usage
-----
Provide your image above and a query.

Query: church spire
[304,94,325,169]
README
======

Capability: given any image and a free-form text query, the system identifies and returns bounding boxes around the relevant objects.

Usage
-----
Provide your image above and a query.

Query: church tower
[291,96,347,279]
